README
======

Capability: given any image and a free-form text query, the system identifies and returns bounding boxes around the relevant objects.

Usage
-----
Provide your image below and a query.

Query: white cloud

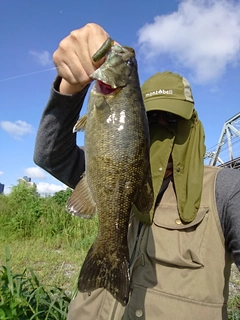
[36,182,67,195]
[0,120,34,139]
[0,171,3,176]
[137,0,240,83]
[24,167,46,179]
[29,50,52,67]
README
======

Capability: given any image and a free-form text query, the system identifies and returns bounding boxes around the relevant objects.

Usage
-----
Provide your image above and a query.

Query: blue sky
[1,0,240,194]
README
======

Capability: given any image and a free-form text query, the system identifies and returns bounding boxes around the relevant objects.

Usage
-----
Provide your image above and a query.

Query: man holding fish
[34,23,240,320]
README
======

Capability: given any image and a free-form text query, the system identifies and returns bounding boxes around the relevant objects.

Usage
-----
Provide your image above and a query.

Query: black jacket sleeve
[34,77,90,189]
[216,168,240,270]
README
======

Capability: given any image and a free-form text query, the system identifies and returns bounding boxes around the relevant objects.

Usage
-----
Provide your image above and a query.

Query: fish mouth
[95,81,120,95]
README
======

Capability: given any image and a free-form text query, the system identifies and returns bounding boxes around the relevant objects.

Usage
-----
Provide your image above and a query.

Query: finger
[55,59,92,86]
[53,42,94,85]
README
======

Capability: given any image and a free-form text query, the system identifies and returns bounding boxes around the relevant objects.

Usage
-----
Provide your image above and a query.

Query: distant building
[0,183,4,194]
[18,176,36,188]
[23,176,31,182]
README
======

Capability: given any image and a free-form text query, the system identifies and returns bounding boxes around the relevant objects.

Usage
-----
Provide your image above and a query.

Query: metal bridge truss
[205,112,240,169]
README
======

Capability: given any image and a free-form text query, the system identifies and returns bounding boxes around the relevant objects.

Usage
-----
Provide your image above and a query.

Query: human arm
[34,23,110,188]
[216,168,240,270]
[33,77,89,189]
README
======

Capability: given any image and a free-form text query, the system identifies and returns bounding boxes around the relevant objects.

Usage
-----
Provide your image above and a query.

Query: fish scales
[66,43,153,306]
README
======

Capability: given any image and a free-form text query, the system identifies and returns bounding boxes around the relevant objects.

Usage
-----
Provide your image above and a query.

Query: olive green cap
[142,71,194,120]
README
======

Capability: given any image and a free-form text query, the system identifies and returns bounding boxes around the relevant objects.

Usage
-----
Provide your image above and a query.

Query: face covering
[148,110,206,223]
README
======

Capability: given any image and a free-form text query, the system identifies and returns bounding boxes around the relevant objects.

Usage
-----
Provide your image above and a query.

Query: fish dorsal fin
[73,114,88,132]
[66,172,97,218]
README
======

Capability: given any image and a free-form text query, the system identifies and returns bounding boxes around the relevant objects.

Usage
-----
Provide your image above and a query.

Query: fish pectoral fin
[132,174,154,225]
[73,114,88,132]
[78,245,130,306]
[132,204,152,225]
[66,173,96,218]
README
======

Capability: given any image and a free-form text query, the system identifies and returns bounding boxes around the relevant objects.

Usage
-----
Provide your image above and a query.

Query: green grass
[0,184,98,319]
[228,296,240,320]
[0,240,79,294]
[0,247,72,319]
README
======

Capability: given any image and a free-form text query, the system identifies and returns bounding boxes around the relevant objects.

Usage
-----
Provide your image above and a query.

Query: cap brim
[144,98,193,120]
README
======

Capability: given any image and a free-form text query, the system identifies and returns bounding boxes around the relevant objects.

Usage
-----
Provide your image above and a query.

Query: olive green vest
[67,166,233,320]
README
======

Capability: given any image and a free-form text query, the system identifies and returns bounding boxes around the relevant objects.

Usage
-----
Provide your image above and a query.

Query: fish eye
[126,58,136,66]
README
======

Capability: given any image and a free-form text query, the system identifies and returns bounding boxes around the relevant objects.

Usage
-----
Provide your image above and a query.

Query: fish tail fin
[78,245,130,306]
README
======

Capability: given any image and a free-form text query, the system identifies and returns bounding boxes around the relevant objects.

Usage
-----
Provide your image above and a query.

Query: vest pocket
[126,284,225,320]
[147,205,209,268]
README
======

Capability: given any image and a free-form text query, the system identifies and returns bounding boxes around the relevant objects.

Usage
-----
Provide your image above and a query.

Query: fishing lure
[92,37,114,62]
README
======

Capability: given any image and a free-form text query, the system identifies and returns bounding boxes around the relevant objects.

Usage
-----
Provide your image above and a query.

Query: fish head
[90,45,138,93]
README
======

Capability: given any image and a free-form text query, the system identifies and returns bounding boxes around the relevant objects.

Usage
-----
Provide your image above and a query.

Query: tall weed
[0,184,98,245]
[0,247,71,319]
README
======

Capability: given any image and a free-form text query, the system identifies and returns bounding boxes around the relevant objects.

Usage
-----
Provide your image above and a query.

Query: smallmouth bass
[67,42,153,306]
